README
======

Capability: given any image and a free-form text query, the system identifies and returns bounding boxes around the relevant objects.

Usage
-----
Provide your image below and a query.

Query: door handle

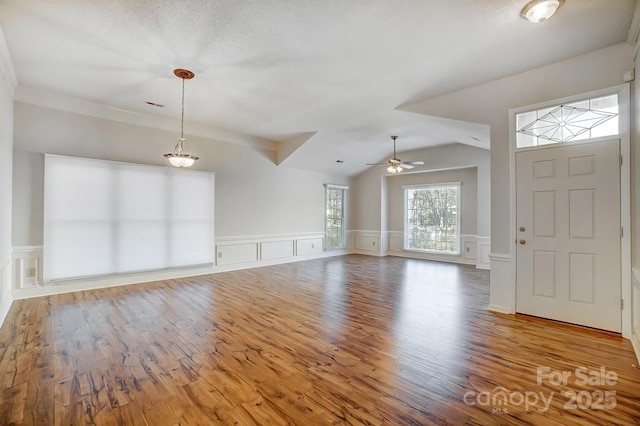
[519,239,526,245]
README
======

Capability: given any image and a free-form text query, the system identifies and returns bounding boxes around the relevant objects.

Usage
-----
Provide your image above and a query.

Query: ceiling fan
[367,136,425,174]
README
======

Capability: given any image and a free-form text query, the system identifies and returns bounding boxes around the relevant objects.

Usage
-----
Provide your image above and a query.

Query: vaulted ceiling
[0,0,637,176]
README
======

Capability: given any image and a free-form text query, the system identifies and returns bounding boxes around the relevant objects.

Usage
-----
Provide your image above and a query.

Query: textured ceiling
[0,0,636,176]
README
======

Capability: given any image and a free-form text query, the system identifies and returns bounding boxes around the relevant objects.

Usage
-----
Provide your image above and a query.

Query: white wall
[0,37,14,323]
[403,42,635,255]
[12,101,352,247]
[403,42,635,313]
[632,46,640,356]
[353,143,490,237]
[386,167,477,235]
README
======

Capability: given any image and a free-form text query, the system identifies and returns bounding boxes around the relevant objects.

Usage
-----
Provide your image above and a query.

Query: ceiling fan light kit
[367,136,425,174]
[164,68,199,168]
[521,0,563,23]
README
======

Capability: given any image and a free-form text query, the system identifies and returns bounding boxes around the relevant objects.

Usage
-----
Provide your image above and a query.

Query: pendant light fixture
[164,68,199,167]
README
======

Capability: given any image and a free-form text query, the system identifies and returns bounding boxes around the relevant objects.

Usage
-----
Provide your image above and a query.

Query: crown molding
[14,85,278,152]
[0,25,17,97]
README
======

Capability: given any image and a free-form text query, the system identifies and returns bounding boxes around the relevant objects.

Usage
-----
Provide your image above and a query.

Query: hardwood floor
[0,255,639,425]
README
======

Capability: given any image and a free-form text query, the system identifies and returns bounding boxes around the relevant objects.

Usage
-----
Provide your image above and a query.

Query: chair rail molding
[11,233,346,300]
[349,230,489,268]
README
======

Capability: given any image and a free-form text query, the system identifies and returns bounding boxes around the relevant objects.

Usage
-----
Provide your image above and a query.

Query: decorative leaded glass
[518,104,616,143]
[515,94,619,148]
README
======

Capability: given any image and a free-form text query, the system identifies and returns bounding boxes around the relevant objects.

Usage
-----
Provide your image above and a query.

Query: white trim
[11,246,43,289]
[514,93,621,149]
[476,236,491,270]
[403,182,461,255]
[325,185,348,250]
[11,245,44,254]
[631,333,640,365]
[632,267,640,363]
[488,253,511,262]
[0,259,13,328]
[11,234,343,300]
[324,183,349,190]
[488,253,513,313]
[508,83,632,338]
[12,250,350,300]
[0,25,17,96]
[215,232,324,245]
[401,181,462,189]
[350,230,487,267]
[14,86,276,151]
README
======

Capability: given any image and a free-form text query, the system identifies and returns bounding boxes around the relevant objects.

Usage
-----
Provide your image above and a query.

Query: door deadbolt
[519,226,525,232]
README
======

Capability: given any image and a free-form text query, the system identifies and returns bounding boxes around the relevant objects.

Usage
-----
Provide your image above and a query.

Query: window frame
[324,184,348,250]
[515,93,619,149]
[403,182,461,255]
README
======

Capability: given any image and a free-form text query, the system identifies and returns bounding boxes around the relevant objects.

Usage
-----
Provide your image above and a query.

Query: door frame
[508,83,631,338]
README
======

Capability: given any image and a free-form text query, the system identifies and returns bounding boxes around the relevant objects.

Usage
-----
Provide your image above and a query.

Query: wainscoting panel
[296,238,324,256]
[12,246,43,289]
[476,237,491,270]
[353,231,488,268]
[261,240,294,261]
[11,233,342,300]
[488,253,513,313]
[355,235,379,252]
[216,243,258,266]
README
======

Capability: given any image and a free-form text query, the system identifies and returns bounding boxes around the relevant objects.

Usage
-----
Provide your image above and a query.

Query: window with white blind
[43,155,215,282]
[325,184,348,249]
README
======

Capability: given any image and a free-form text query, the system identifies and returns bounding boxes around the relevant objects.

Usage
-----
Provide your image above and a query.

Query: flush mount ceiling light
[521,0,564,23]
[164,68,199,168]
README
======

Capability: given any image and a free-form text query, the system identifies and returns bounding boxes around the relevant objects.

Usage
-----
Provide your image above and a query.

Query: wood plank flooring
[0,255,639,425]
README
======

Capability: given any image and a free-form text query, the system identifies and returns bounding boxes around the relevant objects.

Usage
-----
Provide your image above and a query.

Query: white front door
[515,139,621,332]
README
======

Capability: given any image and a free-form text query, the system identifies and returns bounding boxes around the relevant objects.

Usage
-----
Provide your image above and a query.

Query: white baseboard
[385,249,476,265]
[11,235,347,300]
[631,331,640,365]
[349,230,489,268]
[487,304,513,314]
[0,259,13,328]
[489,253,514,314]
[476,236,491,270]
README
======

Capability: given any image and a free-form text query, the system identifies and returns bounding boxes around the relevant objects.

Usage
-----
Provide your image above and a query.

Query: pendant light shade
[164,68,199,167]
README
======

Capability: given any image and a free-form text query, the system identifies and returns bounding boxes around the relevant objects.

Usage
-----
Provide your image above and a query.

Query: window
[516,94,619,148]
[325,184,348,249]
[44,155,215,281]
[404,184,459,254]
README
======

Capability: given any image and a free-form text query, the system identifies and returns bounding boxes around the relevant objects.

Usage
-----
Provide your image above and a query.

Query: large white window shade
[44,155,215,282]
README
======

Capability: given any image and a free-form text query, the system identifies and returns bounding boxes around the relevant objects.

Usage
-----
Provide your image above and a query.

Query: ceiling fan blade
[404,161,424,166]
[366,162,389,166]
[399,163,414,169]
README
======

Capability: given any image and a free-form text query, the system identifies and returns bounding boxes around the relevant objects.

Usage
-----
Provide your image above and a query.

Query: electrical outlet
[311,243,314,248]
[372,241,376,246]
[466,247,470,253]
[26,267,36,278]
[217,252,222,258]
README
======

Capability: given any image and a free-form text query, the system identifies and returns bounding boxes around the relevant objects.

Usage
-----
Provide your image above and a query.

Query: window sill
[403,248,460,256]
